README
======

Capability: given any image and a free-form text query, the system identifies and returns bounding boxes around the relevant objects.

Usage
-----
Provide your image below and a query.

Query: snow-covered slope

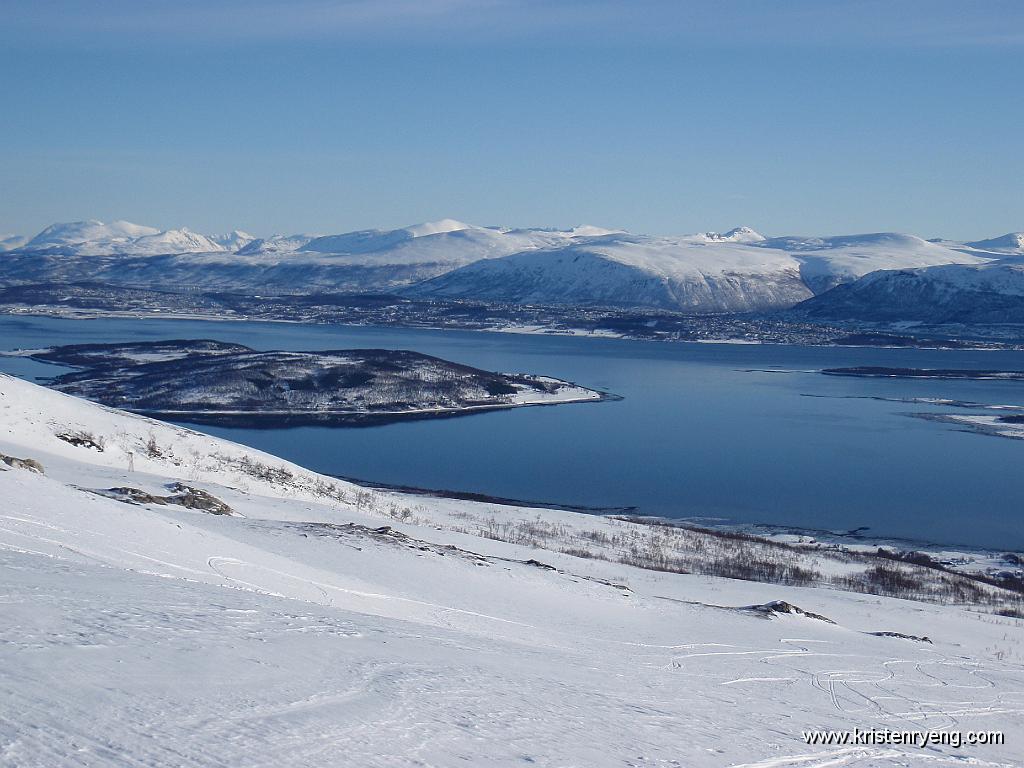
[22,219,161,252]
[236,232,316,255]
[406,234,811,312]
[408,229,989,313]
[4,219,1017,312]
[2,374,1023,766]
[300,220,603,267]
[406,230,985,313]
[700,225,767,243]
[209,229,256,251]
[964,232,1024,255]
[796,259,1024,323]
[116,228,226,255]
[1,375,1022,766]
[0,234,27,252]
[17,220,225,256]
[761,233,988,293]
[302,218,474,254]
[3,220,623,294]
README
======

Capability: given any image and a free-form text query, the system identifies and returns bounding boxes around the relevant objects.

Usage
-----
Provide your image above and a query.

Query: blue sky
[2,0,1022,239]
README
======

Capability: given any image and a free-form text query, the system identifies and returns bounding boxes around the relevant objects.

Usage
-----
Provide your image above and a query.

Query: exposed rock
[0,454,44,473]
[164,483,234,515]
[91,484,233,516]
[740,600,835,624]
[867,631,932,643]
[524,559,557,571]
[56,431,104,451]
[100,487,169,506]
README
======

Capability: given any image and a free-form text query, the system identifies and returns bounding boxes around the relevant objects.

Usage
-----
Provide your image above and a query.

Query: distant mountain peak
[724,226,766,242]
[0,233,27,252]
[966,232,1024,254]
[700,226,766,243]
[18,220,228,256]
[236,233,315,255]
[403,219,473,238]
[25,219,160,250]
[570,225,625,238]
[300,220,483,257]
[210,230,257,251]
[128,228,224,254]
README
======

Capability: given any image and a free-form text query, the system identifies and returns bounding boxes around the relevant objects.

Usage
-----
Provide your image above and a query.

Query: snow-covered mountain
[796,258,1024,323]
[406,230,986,313]
[117,228,226,256]
[0,234,28,252]
[235,232,316,255]
[204,222,616,292]
[305,220,622,265]
[301,218,474,254]
[406,233,808,312]
[2,372,1022,766]
[761,233,989,293]
[16,220,226,256]
[4,218,1020,314]
[22,219,161,253]
[786,233,1024,323]
[963,232,1024,255]
[699,225,767,243]
[209,229,256,251]
[2,219,624,294]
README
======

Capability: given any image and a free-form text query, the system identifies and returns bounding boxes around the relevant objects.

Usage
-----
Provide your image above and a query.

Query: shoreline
[626,514,1021,558]
[326,472,639,515]
[2,306,1018,351]
[322,470,1021,561]
[147,389,621,429]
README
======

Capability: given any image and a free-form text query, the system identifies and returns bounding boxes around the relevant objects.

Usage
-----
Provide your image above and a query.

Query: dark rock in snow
[867,631,932,643]
[0,454,44,473]
[739,600,835,624]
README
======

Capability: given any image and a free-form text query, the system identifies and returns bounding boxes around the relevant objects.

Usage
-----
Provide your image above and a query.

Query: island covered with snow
[14,340,610,426]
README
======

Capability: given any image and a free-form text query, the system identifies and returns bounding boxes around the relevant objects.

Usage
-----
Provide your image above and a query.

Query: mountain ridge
[3,218,1020,315]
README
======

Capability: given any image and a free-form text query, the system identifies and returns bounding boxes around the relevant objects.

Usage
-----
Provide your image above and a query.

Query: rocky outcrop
[0,454,44,473]
[93,483,234,516]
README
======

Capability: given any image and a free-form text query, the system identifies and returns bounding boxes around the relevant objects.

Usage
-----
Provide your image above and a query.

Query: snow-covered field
[2,374,1023,767]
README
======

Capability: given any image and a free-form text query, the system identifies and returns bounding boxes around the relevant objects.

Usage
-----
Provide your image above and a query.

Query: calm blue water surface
[1,315,1022,548]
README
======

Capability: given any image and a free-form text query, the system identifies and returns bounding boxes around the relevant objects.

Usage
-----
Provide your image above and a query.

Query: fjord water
[2,315,1022,549]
